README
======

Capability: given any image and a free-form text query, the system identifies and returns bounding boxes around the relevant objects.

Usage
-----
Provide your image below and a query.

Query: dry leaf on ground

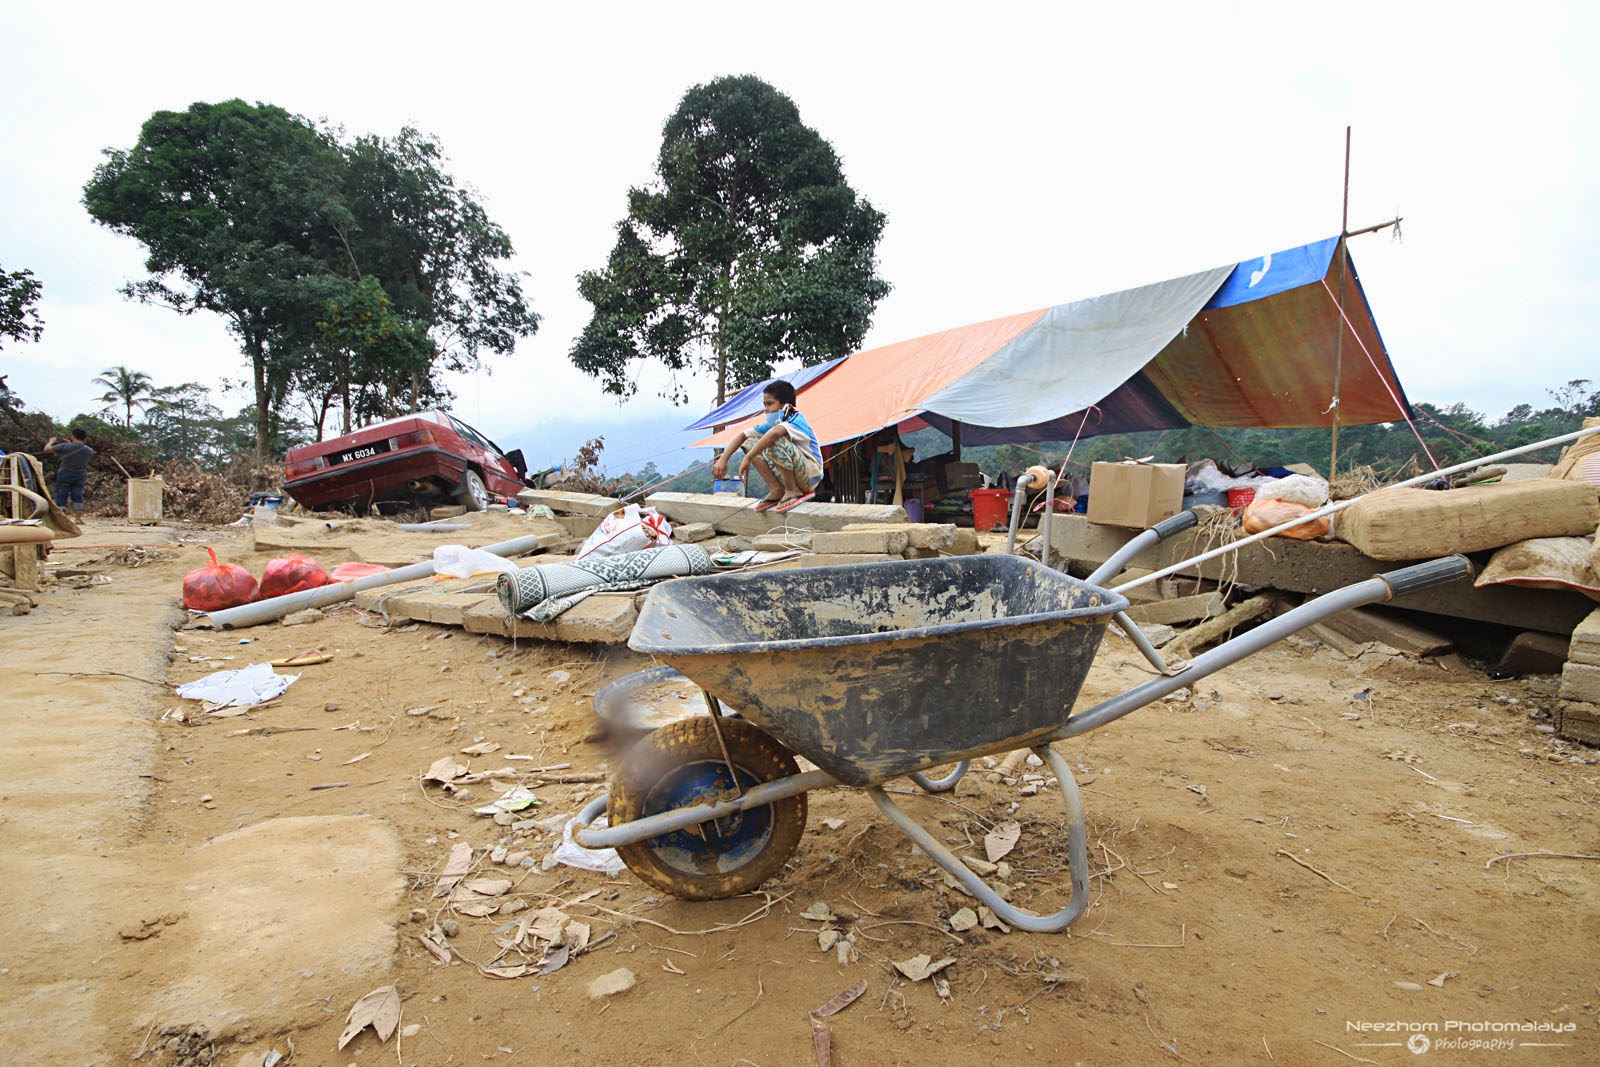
[984,820,1021,863]
[338,984,401,1049]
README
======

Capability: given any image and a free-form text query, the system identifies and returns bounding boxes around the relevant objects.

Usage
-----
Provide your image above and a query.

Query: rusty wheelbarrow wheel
[609,717,807,900]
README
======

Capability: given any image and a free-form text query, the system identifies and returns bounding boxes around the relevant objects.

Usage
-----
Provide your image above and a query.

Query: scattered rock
[281,608,324,626]
[948,907,978,932]
[588,967,637,999]
[440,919,460,938]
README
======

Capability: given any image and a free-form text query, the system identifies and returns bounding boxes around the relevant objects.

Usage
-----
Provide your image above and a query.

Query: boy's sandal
[752,496,784,512]
[773,492,816,513]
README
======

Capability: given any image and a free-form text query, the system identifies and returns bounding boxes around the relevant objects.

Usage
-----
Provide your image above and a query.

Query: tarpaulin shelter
[691,235,1411,449]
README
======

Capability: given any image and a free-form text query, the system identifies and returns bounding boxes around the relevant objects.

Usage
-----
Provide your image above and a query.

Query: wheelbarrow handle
[1149,509,1200,540]
[1377,554,1474,599]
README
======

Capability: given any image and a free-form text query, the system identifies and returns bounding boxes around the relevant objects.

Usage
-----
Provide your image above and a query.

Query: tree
[333,128,538,401]
[0,265,44,349]
[83,103,537,461]
[309,276,434,437]
[92,365,156,427]
[572,75,889,404]
[83,100,348,460]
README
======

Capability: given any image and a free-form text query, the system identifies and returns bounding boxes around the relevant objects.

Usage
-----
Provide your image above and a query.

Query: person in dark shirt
[43,427,94,517]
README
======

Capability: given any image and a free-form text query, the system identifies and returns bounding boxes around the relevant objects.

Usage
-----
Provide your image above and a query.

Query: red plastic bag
[260,552,331,600]
[328,561,391,583]
[182,547,260,611]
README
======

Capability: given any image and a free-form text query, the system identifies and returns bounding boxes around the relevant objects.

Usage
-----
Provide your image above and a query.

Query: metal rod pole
[1330,125,1353,477]
[1113,423,1600,594]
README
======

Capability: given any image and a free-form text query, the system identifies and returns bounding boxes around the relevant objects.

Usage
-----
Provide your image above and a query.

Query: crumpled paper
[175,662,298,708]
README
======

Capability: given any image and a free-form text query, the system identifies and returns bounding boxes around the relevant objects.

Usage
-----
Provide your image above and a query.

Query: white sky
[3,2,1596,469]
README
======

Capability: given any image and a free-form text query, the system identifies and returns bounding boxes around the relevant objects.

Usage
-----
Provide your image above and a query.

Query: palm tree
[92,365,155,427]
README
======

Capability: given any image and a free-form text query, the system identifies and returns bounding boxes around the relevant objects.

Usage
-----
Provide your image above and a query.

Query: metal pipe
[1113,424,1600,595]
[1041,475,1055,570]
[204,533,550,629]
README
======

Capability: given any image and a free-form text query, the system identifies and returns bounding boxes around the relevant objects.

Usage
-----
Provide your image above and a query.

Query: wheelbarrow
[573,511,1473,932]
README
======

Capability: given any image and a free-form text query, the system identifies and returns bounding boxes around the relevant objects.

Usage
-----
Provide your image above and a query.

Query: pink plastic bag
[260,553,331,599]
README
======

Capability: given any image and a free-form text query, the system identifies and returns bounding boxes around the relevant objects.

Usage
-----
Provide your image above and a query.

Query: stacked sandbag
[1549,416,1600,488]
[1337,481,1600,561]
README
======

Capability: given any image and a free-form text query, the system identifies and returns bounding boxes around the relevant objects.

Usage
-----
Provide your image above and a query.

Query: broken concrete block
[1558,662,1600,704]
[1494,631,1572,676]
[430,505,469,519]
[949,529,980,555]
[1125,592,1225,626]
[672,522,716,544]
[810,529,910,555]
[646,491,906,535]
[1569,609,1600,667]
[462,594,637,644]
[798,553,901,568]
[753,531,811,551]
[902,547,940,559]
[843,522,958,552]
[1557,702,1600,746]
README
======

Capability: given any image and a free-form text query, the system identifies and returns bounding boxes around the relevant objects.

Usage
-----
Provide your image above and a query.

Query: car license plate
[330,440,390,466]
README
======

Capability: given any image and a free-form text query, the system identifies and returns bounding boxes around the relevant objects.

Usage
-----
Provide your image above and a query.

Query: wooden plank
[1125,592,1225,626]
[1047,514,1592,635]
[1320,607,1451,656]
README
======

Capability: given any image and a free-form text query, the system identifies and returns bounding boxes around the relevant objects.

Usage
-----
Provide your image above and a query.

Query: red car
[283,411,531,513]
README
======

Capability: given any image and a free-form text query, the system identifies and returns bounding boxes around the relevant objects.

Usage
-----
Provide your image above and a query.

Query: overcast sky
[3,2,1596,474]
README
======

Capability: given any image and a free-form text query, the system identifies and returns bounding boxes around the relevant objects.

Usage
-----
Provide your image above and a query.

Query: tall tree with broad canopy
[83,101,536,459]
[83,100,348,459]
[572,75,889,404]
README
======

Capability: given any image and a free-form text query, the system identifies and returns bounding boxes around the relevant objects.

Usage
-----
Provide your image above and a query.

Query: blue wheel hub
[640,759,774,875]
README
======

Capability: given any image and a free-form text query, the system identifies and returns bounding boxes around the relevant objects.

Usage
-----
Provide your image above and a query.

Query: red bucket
[969,488,1013,531]
[1227,487,1256,511]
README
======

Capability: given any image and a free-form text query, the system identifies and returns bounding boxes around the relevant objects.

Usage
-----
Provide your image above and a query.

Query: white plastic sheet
[175,662,298,707]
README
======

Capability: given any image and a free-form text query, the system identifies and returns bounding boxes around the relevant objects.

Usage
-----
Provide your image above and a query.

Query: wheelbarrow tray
[629,556,1128,786]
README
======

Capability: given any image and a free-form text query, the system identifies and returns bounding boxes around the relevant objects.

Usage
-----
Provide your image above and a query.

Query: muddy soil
[2,519,1596,1066]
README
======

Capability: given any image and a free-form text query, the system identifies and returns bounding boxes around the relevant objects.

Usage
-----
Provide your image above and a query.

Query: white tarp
[917,265,1233,428]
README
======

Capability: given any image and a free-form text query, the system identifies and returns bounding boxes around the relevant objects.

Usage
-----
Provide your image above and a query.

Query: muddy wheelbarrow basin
[628,555,1129,787]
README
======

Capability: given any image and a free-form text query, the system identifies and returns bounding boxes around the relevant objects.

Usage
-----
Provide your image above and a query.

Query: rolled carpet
[496,543,712,622]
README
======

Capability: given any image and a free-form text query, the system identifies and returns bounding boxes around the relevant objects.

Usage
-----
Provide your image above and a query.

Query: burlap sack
[1337,481,1600,561]
[1549,416,1600,487]
[1475,537,1600,603]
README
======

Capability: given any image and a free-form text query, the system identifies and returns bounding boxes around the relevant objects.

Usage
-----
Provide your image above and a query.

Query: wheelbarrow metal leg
[868,745,1090,933]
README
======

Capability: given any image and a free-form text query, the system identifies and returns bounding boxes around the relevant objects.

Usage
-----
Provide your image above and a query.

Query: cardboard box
[127,477,164,524]
[942,461,983,490]
[1086,462,1184,528]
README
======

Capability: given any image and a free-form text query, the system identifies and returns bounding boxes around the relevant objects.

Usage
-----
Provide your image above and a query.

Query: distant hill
[500,410,711,479]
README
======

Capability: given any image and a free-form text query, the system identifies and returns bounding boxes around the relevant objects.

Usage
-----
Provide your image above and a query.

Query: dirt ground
[2,518,1597,1067]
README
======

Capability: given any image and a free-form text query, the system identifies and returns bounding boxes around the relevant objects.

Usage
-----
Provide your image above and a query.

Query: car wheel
[455,470,489,512]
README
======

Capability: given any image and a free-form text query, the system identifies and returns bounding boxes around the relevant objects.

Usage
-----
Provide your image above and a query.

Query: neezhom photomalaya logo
[1345,1019,1577,1055]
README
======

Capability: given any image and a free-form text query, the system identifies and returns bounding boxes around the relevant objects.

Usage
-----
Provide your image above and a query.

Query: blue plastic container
[713,478,744,495]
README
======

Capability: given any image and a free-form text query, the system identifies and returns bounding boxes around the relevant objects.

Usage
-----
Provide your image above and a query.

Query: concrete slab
[811,529,910,555]
[514,489,621,517]
[673,522,716,543]
[646,491,906,536]
[1046,514,1593,634]
[797,553,901,568]
[842,522,959,551]
[1557,702,1600,746]
[462,593,637,644]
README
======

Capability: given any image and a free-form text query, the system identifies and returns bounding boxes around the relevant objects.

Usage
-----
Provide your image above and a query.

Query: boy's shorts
[743,427,822,487]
